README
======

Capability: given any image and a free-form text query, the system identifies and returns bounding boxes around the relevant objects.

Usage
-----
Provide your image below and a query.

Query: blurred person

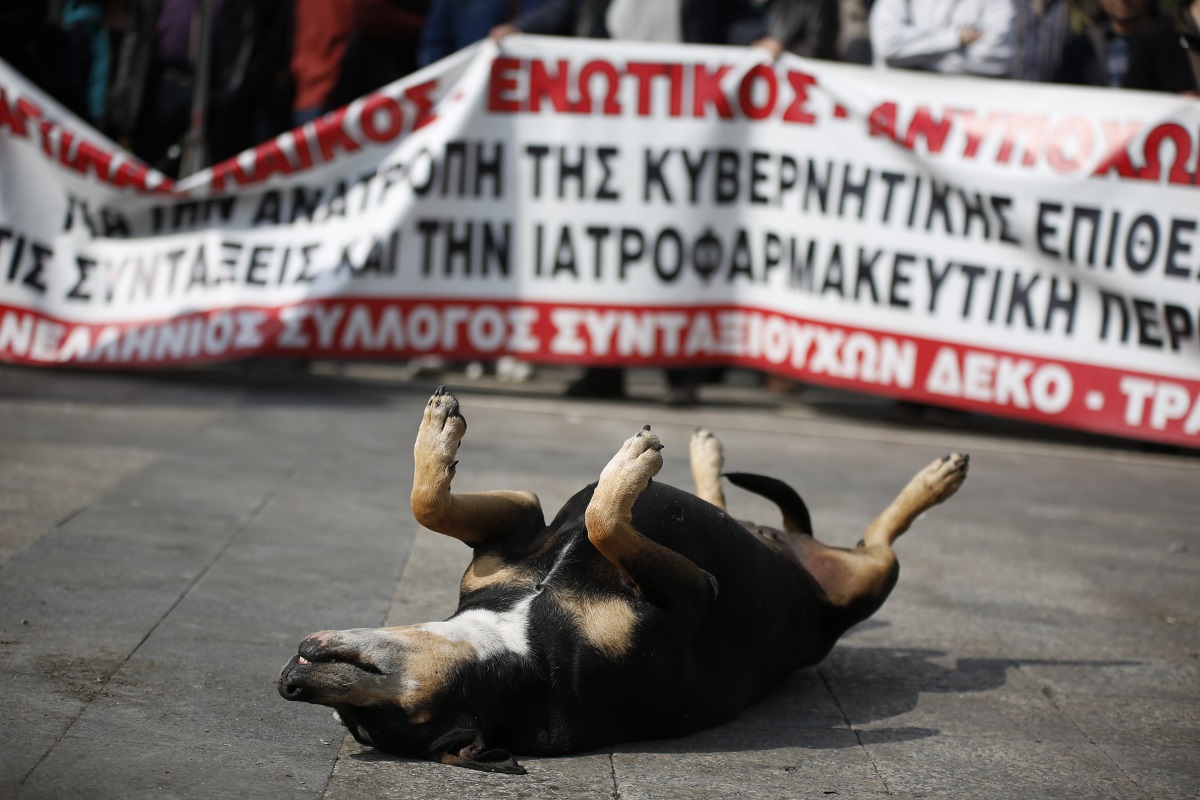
[1057,0,1159,87]
[869,0,1016,77]
[492,0,781,53]
[419,0,544,68]
[841,0,876,63]
[0,1,51,79]
[291,0,354,125]
[492,0,781,405]
[205,0,291,166]
[1012,0,1071,82]
[105,0,290,174]
[329,0,427,107]
[59,0,112,126]
[1124,0,1200,93]
[1,1,92,120]
[766,0,840,60]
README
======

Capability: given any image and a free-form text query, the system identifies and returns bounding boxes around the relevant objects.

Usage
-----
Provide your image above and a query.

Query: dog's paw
[689,428,724,475]
[599,425,664,494]
[619,424,664,472]
[415,386,466,467]
[918,453,969,505]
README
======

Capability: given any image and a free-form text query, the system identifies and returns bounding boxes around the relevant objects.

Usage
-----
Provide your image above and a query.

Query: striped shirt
[1012,0,1070,81]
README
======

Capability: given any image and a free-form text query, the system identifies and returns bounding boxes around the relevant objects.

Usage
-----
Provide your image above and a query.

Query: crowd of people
[0,0,1196,180]
[1,0,1197,403]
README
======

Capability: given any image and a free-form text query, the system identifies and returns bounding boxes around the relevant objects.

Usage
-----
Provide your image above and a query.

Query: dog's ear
[429,728,526,774]
[437,743,526,775]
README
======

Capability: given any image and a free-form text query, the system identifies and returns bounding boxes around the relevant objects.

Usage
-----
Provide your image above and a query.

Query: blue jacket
[419,0,546,67]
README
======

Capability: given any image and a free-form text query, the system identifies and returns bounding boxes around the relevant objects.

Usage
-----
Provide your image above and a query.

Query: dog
[279,386,968,774]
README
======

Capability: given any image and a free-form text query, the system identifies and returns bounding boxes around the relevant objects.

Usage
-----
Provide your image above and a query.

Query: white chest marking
[416,537,582,660]
[419,595,535,660]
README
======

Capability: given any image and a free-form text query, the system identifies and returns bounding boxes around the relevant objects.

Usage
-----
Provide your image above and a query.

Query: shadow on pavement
[336,646,1141,769]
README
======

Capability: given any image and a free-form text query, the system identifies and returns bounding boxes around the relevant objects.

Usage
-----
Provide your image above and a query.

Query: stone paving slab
[0,365,1197,799]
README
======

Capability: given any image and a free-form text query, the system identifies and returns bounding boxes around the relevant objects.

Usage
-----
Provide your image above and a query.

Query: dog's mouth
[294,652,384,674]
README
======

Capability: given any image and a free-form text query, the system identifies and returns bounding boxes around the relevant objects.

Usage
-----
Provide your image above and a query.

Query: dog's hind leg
[787,454,968,625]
[689,429,727,510]
[410,387,545,547]
[586,426,718,617]
[864,454,968,548]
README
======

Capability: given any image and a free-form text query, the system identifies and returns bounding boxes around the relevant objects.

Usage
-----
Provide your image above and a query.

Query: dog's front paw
[415,386,466,470]
[599,425,664,493]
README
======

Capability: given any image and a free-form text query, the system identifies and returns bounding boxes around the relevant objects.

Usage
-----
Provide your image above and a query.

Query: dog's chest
[458,529,642,662]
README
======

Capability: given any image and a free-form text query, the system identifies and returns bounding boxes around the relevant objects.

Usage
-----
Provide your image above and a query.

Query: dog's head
[279,626,526,774]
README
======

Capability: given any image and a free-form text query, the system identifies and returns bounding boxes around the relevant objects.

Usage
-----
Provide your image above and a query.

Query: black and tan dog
[280,387,968,773]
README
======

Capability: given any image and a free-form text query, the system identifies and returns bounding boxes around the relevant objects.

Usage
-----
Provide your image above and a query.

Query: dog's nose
[279,668,312,701]
[279,652,315,701]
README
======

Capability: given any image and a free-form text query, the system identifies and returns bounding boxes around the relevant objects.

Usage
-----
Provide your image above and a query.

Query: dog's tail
[723,472,813,536]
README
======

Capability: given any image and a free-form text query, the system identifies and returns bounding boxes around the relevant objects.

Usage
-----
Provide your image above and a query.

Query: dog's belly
[475,481,838,753]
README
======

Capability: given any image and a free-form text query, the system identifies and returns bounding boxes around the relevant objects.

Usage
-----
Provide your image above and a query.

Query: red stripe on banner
[2,298,1199,448]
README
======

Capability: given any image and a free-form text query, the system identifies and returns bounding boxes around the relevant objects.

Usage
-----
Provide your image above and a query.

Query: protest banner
[1,37,1198,447]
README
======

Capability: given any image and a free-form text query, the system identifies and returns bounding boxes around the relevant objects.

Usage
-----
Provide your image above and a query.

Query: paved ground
[0,363,1196,799]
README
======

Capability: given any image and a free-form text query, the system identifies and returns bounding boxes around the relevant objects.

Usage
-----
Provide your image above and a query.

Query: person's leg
[565,367,626,398]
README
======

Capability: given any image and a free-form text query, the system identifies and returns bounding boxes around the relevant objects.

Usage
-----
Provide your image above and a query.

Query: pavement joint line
[322,524,420,796]
[1,514,78,573]
[607,749,621,800]
[1012,661,1153,800]
[817,666,894,796]
[53,504,87,529]
[451,392,1200,470]
[322,733,355,798]
[16,454,295,788]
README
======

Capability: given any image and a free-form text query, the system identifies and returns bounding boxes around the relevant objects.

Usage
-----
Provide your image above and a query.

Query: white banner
[2,38,1199,447]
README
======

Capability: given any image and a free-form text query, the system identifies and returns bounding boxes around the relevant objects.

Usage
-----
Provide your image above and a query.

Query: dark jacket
[768,0,839,60]
[1056,13,1164,88]
[513,0,768,46]
[103,0,157,143]
[1124,8,1200,94]
[1057,24,1116,86]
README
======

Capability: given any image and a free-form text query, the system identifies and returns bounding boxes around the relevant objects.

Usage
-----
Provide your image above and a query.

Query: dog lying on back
[280,387,968,773]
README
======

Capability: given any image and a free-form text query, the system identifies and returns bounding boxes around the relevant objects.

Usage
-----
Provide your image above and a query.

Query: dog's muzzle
[278,652,314,701]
